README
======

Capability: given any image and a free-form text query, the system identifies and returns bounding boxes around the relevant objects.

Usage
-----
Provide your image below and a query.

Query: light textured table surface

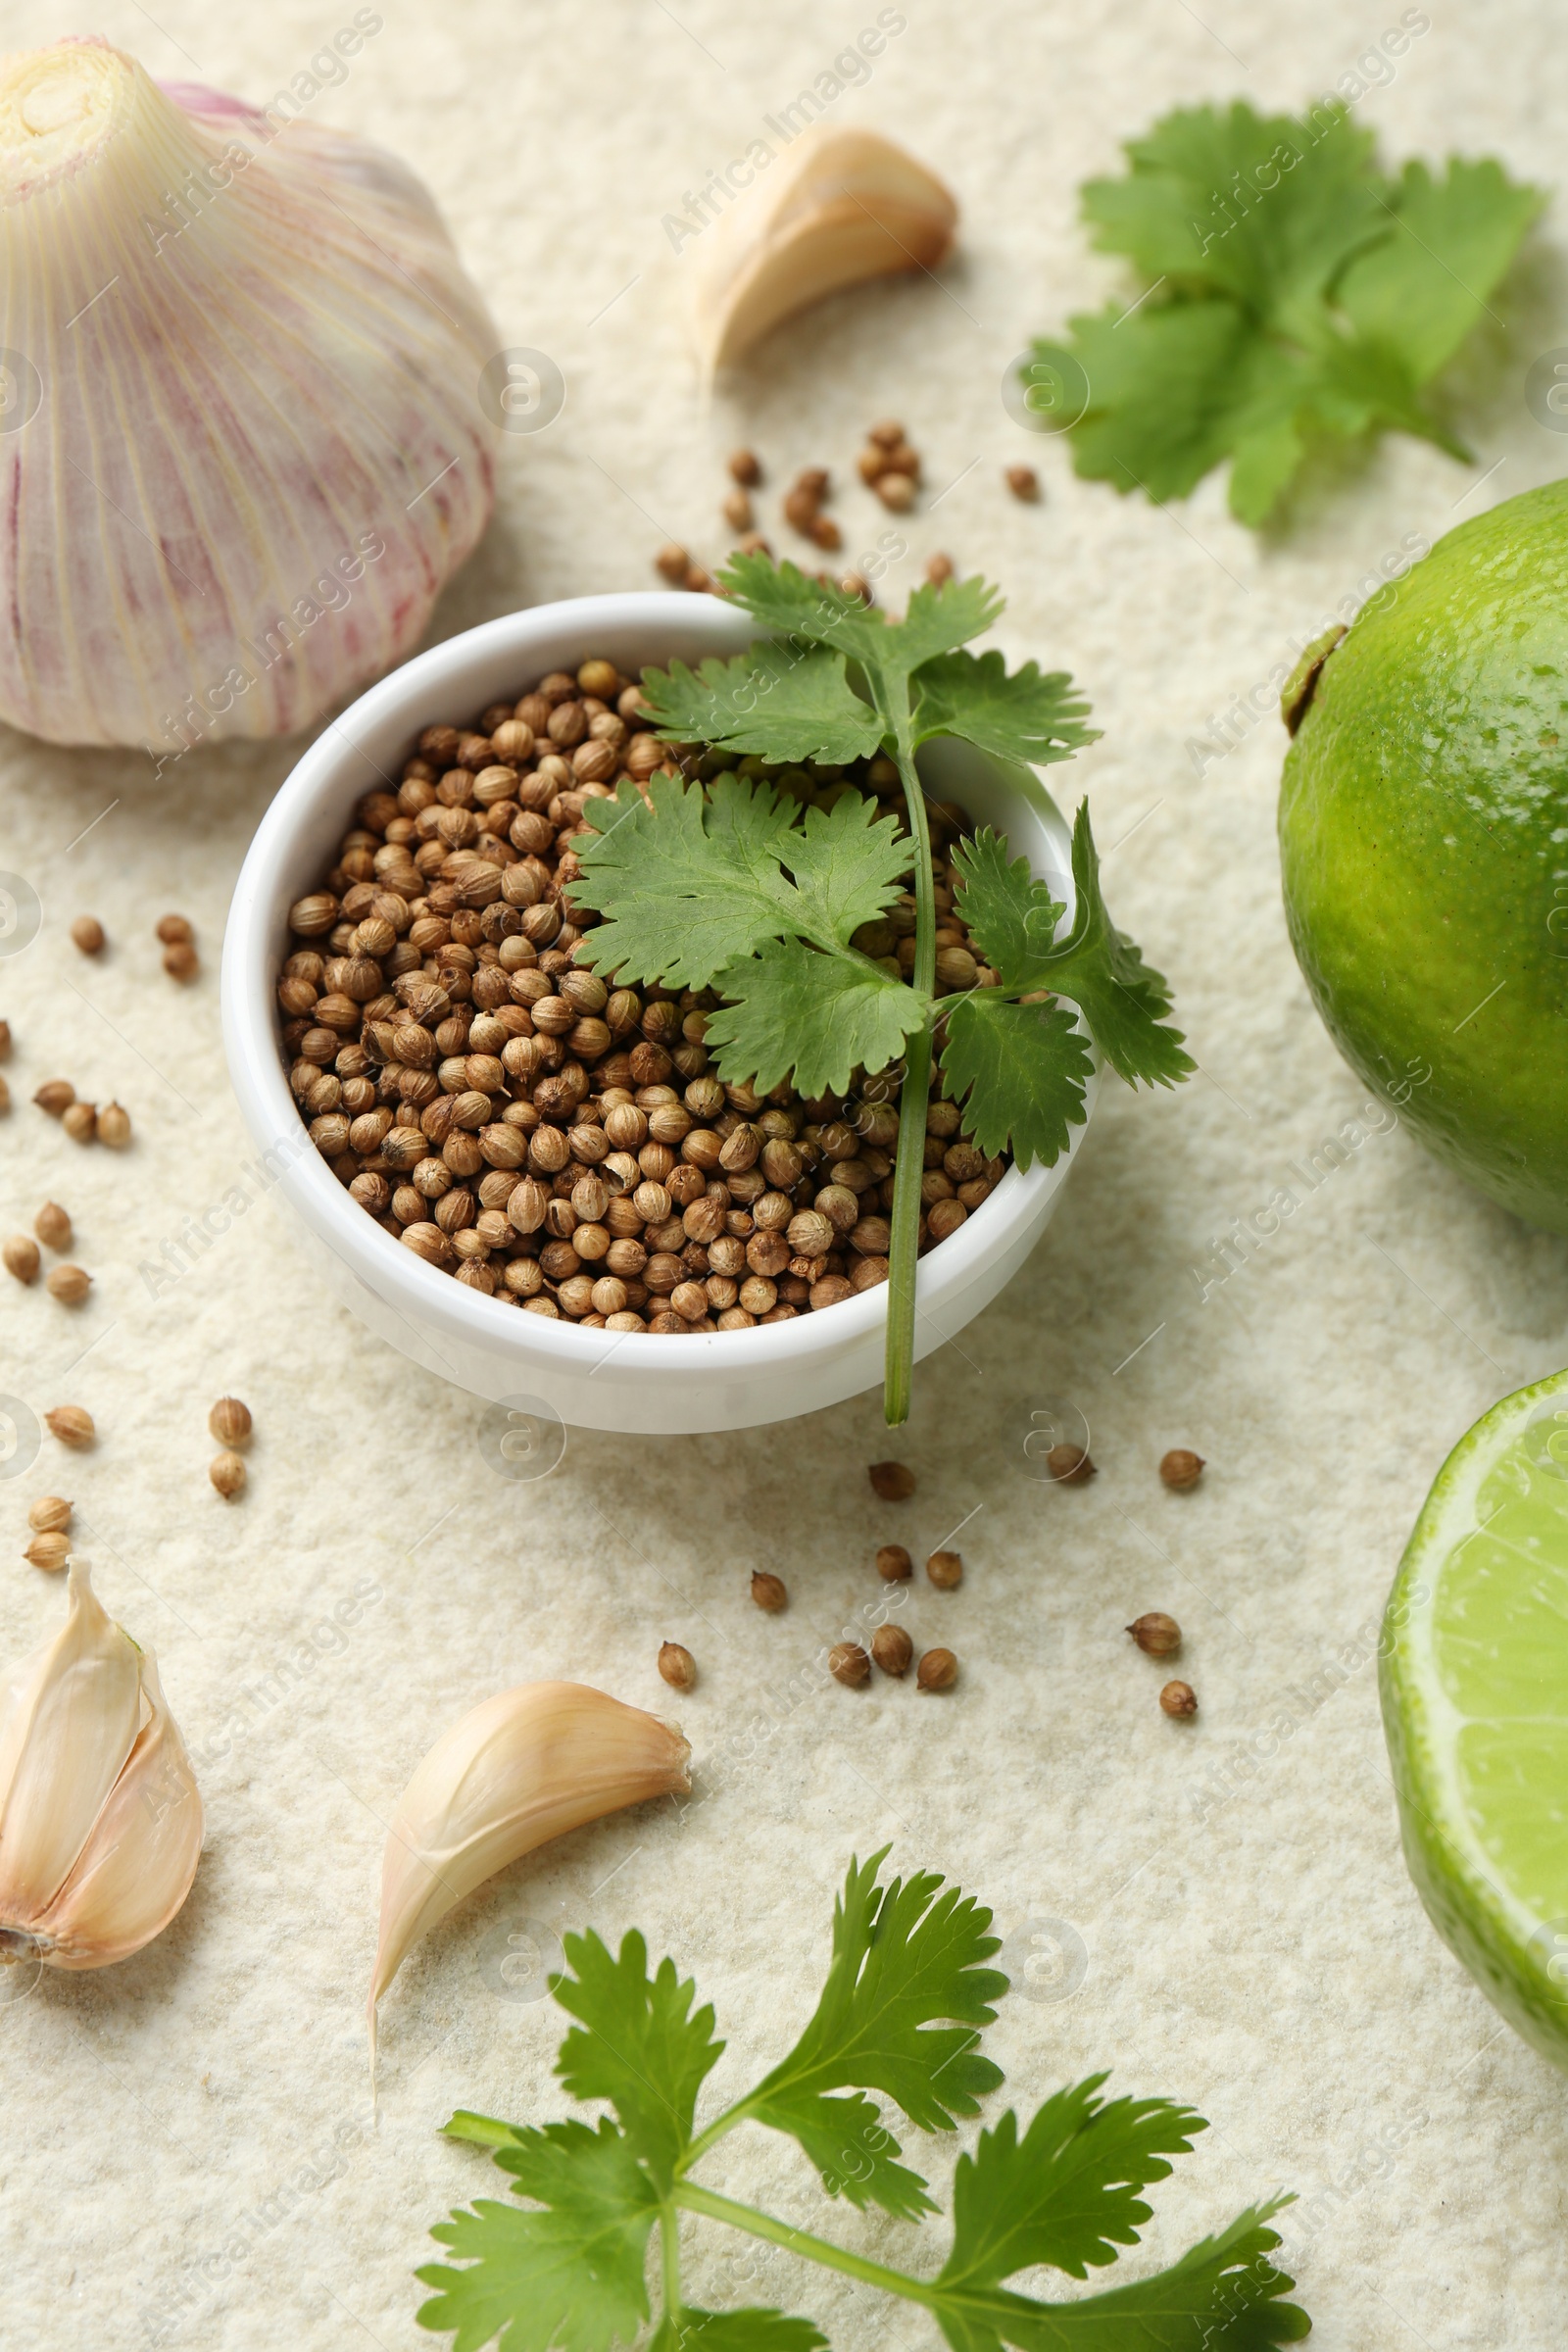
[2,2,1565,2345]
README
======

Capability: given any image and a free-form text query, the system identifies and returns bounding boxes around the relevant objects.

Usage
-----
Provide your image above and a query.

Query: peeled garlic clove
[0,39,501,750]
[368,1682,691,2044]
[0,1560,202,1970]
[692,124,958,372]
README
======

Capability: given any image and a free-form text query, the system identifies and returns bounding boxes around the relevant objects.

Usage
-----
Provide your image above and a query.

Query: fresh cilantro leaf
[573,773,798,991]
[929,2202,1308,2350]
[705,936,927,1100]
[638,643,884,766]
[417,2119,657,2352]
[739,2080,939,2222]
[1336,155,1544,381]
[743,1852,1005,2212]
[939,995,1092,1169]
[911,651,1100,766]
[1037,98,1540,524]
[650,2311,828,2351]
[949,828,1068,987]
[443,2112,531,2150]
[938,2078,1205,2288]
[777,789,913,948]
[553,1929,723,2192]
[883,575,1004,673]
[716,550,889,666]
[1041,805,1195,1090]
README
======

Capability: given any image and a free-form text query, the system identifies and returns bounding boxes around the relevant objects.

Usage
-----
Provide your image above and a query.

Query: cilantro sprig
[569,555,1191,1425]
[1027,98,1542,524]
[417,1852,1311,2351]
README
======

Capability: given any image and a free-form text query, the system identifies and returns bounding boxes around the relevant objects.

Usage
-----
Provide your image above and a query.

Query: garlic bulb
[0,37,500,751]
[369,1682,690,2050]
[692,124,958,373]
[0,1559,202,1970]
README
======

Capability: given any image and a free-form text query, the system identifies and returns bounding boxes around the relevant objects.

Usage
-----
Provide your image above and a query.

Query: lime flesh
[1382,1365,1568,2068]
[1279,477,1568,1234]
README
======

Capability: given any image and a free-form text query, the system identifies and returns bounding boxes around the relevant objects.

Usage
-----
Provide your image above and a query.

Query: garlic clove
[0,39,501,750]
[692,125,958,372]
[368,1682,691,2045]
[0,1557,142,1921]
[0,1560,202,1970]
[29,1651,202,1970]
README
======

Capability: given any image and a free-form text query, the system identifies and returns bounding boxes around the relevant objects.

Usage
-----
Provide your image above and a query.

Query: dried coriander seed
[46,1263,91,1304]
[868,1459,915,1501]
[71,915,106,956]
[828,1641,870,1688]
[1159,1680,1198,1718]
[3,1235,39,1284]
[24,1532,70,1572]
[156,913,194,946]
[1046,1443,1095,1484]
[209,1396,253,1446]
[62,1102,97,1144]
[870,1623,912,1676]
[875,1543,912,1582]
[926,1548,963,1591]
[164,941,199,981]
[28,1496,72,1534]
[1127,1612,1182,1657]
[45,1405,94,1448]
[33,1080,74,1116]
[658,1641,697,1690]
[97,1102,132,1149]
[750,1570,787,1612]
[33,1202,71,1250]
[1005,464,1040,501]
[916,1646,957,1691]
[209,1450,247,1500]
[1159,1448,1205,1490]
[0,1020,10,1058]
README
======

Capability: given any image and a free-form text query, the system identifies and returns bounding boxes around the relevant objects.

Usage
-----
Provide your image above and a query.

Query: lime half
[1383,1367,1568,2069]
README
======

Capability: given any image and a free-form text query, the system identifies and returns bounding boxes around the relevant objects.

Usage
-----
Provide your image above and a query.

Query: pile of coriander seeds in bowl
[277,656,1012,1336]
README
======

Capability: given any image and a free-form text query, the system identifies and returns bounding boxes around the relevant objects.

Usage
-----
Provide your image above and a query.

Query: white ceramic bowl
[221,593,1096,1434]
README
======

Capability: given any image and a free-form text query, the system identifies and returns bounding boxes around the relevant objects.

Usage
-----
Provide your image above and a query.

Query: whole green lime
[1278,478,1568,1233]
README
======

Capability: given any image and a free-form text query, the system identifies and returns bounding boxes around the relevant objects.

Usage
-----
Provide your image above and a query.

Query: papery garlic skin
[692,124,958,372]
[369,1682,691,2038]
[0,1560,202,1970]
[0,38,500,750]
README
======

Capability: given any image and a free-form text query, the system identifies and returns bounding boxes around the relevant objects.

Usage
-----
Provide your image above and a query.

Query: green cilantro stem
[659,2202,682,2328]
[673,2180,936,2308]
[879,714,936,1429]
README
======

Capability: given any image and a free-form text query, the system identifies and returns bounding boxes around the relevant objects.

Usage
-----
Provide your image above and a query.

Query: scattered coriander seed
[1159,1680,1198,1718]
[1046,1443,1095,1484]
[926,1548,963,1591]
[875,1543,912,1582]
[924,552,954,585]
[868,1460,915,1501]
[45,1405,94,1448]
[655,543,691,584]
[874,470,914,512]
[210,1449,247,1500]
[156,913,193,946]
[62,1102,97,1144]
[870,1623,912,1676]
[750,1570,788,1612]
[71,914,106,956]
[728,448,762,485]
[868,418,905,449]
[3,1235,39,1284]
[1005,464,1040,501]
[1127,1611,1182,1657]
[164,941,199,981]
[0,1074,9,1113]
[658,1640,697,1690]
[96,1102,132,1149]
[0,1019,10,1057]
[27,1496,71,1534]
[209,1396,253,1447]
[722,488,754,532]
[1159,1447,1205,1490]
[916,1646,957,1691]
[828,1641,870,1688]
[840,570,872,604]
[46,1263,91,1304]
[24,1532,69,1573]
[33,1080,74,1116]
[33,1202,71,1250]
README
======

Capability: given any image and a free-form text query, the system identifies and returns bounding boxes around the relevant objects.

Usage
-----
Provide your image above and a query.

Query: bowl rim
[220,589,1093,1385]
